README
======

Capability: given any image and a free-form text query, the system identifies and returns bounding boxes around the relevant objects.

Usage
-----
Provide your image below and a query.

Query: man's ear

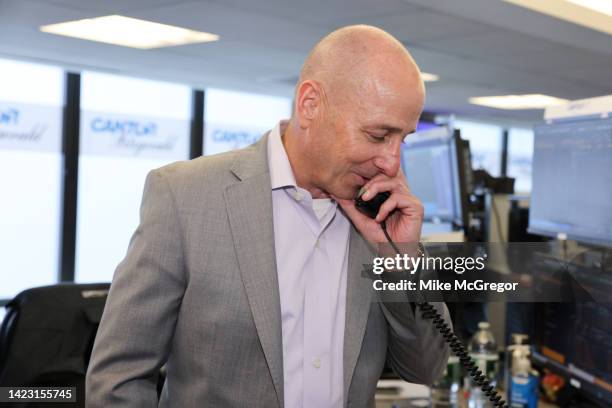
[295,80,321,129]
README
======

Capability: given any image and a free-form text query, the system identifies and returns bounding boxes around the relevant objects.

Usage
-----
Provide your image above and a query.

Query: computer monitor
[528,117,612,246]
[401,126,469,229]
[532,301,612,407]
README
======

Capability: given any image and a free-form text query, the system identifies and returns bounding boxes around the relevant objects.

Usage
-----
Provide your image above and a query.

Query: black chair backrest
[0,283,110,388]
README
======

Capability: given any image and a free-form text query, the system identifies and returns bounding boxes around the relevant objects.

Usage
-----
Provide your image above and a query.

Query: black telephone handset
[354,190,390,219]
[353,189,508,407]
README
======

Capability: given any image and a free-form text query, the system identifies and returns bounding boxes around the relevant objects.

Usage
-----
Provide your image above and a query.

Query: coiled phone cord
[416,302,508,407]
[380,221,508,408]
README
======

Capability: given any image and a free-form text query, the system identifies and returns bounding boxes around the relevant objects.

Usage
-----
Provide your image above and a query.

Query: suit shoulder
[147,142,264,195]
[154,149,240,182]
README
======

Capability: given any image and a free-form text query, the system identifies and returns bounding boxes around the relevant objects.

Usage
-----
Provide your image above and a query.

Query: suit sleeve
[380,300,452,385]
[86,169,186,407]
[377,248,452,385]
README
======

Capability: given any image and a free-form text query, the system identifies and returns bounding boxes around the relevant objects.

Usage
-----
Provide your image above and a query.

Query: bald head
[283,25,426,200]
[298,25,424,108]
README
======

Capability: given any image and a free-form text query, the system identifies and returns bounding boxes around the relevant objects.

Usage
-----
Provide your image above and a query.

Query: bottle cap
[478,321,490,329]
[511,333,529,344]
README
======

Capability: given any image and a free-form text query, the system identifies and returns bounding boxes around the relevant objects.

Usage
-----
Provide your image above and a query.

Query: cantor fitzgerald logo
[89,116,179,155]
[0,108,46,143]
[90,117,157,137]
[211,129,260,145]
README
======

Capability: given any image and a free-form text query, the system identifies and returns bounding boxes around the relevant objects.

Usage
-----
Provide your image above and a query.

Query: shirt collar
[267,120,298,190]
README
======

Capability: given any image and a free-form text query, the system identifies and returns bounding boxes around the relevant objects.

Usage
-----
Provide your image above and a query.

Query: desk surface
[375,380,559,408]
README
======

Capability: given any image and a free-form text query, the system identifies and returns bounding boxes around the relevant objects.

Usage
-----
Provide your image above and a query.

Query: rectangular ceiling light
[469,94,569,110]
[421,72,440,82]
[503,0,612,35]
[40,15,219,49]
[566,0,612,16]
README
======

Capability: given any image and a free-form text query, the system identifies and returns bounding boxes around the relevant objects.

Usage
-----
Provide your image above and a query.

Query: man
[86,25,451,407]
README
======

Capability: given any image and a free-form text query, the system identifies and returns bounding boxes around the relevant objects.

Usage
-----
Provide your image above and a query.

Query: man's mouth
[353,172,374,185]
[352,173,368,186]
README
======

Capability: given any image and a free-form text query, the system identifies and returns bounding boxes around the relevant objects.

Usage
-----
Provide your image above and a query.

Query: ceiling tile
[200,0,416,26]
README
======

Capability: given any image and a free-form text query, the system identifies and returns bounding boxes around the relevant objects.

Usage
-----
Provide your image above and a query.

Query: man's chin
[322,179,363,200]
[331,186,361,201]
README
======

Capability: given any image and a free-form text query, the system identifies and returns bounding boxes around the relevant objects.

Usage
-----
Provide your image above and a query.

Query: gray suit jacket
[86,133,451,407]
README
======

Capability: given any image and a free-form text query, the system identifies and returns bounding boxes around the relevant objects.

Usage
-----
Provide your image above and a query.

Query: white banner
[0,101,62,152]
[80,110,189,159]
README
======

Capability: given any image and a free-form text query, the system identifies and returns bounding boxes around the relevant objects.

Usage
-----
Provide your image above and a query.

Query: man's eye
[368,133,386,142]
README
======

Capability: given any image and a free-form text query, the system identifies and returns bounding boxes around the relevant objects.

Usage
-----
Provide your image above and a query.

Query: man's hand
[334,170,424,250]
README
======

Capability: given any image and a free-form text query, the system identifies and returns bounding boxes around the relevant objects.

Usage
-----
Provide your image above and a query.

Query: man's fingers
[376,193,424,222]
[362,179,408,200]
[375,194,399,222]
[362,169,413,195]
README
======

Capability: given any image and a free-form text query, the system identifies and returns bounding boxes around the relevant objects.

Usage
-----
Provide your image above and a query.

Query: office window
[76,72,191,283]
[0,58,64,299]
[508,127,534,193]
[204,88,291,155]
[454,119,503,177]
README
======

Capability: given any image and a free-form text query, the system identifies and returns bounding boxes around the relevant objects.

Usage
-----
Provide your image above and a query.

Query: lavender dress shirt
[267,120,350,408]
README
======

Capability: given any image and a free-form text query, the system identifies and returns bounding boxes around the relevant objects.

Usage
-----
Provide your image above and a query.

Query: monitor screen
[401,126,467,228]
[528,118,612,245]
[533,301,612,406]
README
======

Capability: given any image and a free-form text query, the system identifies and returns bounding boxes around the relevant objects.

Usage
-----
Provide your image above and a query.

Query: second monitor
[401,125,470,231]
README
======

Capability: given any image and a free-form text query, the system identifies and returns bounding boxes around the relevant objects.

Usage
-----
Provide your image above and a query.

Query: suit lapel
[343,226,375,405]
[224,135,284,408]
[223,133,377,407]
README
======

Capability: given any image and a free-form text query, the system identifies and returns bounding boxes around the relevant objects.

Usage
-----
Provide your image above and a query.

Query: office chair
[0,282,110,407]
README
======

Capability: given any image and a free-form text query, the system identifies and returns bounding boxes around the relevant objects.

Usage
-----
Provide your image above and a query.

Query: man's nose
[373,142,401,177]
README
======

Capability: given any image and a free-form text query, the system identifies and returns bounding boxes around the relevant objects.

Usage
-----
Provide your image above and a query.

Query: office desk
[375,380,559,408]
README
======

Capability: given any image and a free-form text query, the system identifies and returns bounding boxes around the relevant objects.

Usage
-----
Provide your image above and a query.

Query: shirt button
[315,239,320,248]
[312,358,321,369]
[294,192,303,201]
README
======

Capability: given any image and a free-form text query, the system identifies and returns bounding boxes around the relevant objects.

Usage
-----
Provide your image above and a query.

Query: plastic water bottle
[467,322,499,408]
[430,355,461,407]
